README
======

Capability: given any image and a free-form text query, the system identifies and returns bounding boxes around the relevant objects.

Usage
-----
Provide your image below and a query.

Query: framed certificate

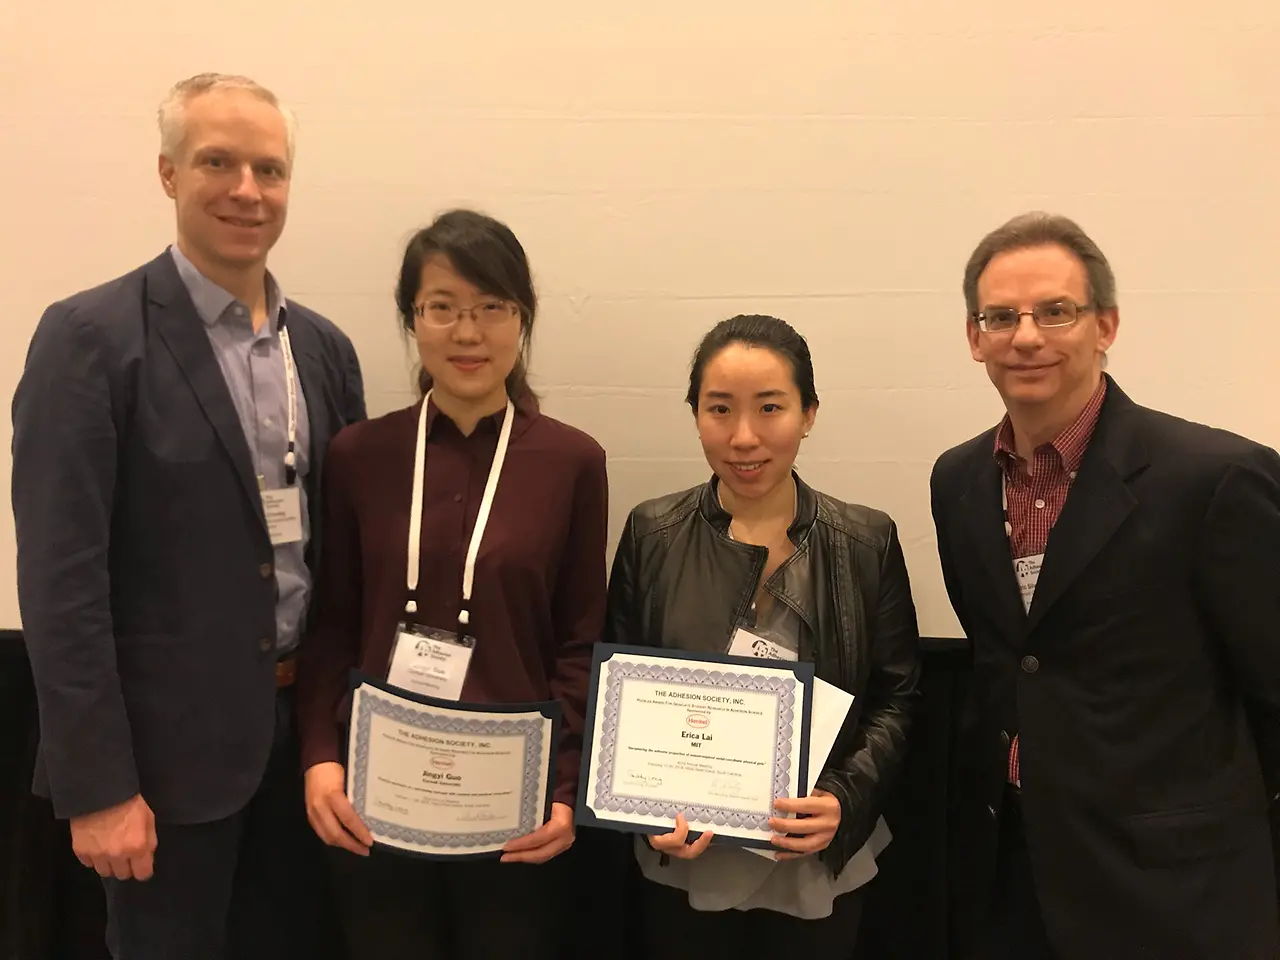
[345,673,560,859]
[575,645,814,848]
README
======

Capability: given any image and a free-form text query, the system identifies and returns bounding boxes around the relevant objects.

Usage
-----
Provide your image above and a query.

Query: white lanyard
[278,325,300,487]
[1001,475,1012,539]
[404,390,515,627]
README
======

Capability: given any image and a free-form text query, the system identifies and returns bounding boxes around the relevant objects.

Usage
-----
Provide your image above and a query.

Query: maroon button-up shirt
[994,377,1106,785]
[295,395,609,806]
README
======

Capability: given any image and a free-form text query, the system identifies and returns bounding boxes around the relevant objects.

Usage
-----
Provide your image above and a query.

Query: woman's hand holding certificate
[648,813,715,859]
[770,788,842,859]
[305,761,374,856]
[499,801,575,863]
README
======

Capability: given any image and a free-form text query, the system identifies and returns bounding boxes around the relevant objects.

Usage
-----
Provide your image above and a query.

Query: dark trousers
[102,689,342,960]
[639,873,865,959]
[1,636,109,960]
[970,790,1057,960]
[559,827,645,960]
[326,844,566,959]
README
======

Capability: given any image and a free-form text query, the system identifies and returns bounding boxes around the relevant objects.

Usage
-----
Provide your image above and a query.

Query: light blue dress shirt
[170,244,311,654]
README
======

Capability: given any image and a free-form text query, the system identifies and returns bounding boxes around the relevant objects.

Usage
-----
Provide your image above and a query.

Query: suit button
[987,804,997,819]
[1000,730,1011,747]
[258,636,273,653]
[259,563,273,579]
[1021,655,1040,674]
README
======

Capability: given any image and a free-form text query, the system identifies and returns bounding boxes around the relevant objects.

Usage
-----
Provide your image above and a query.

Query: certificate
[575,645,813,847]
[345,674,560,859]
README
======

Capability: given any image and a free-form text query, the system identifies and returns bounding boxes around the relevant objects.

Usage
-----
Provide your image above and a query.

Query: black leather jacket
[603,473,921,875]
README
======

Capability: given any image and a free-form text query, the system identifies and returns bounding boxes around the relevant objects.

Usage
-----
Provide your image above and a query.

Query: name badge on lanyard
[261,325,303,547]
[728,626,799,663]
[385,390,515,701]
[1003,474,1044,613]
[1013,554,1044,613]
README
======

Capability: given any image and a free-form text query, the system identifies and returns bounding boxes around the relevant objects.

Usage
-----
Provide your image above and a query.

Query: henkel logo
[430,754,456,769]
[685,713,710,729]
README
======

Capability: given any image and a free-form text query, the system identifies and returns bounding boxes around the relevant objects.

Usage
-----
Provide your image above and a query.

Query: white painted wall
[2,0,1277,634]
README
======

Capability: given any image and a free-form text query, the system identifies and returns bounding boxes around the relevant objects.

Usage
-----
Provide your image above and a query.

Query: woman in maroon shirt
[294,209,609,959]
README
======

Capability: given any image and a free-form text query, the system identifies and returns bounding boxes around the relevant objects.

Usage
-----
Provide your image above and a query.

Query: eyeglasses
[413,299,519,328]
[971,300,1093,334]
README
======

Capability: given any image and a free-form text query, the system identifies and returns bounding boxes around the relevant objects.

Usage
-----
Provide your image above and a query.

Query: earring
[803,432,810,438]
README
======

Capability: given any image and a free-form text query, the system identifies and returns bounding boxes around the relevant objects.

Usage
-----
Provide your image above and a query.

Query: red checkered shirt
[994,377,1107,786]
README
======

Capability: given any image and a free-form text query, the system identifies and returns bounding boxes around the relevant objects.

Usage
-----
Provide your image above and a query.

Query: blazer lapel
[146,254,264,524]
[1025,380,1148,631]
[281,308,330,562]
[958,452,1026,641]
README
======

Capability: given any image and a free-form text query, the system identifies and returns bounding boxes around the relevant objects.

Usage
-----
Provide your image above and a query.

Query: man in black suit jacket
[930,212,1280,959]
[12,74,365,959]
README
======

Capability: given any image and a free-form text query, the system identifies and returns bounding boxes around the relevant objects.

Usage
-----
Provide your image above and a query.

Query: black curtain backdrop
[0,632,967,960]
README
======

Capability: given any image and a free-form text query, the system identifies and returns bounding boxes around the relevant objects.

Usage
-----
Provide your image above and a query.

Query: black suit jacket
[931,376,1280,959]
[11,252,366,824]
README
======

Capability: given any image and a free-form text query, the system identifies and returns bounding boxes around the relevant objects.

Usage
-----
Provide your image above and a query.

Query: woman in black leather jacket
[603,314,921,958]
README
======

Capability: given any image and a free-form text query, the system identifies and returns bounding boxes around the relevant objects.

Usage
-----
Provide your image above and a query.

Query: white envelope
[749,676,854,861]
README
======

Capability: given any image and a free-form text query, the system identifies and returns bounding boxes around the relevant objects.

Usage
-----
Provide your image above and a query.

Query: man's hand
[70,794,158,881]
[501,802,575,864]
[769,788,842,860]
[304,762,372,856]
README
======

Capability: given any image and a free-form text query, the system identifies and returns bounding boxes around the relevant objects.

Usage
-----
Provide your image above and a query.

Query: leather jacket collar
[698,471,820,542]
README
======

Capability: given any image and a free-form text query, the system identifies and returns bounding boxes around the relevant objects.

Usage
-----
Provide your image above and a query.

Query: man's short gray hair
[157,73,297,164]
[962,212,1117,314]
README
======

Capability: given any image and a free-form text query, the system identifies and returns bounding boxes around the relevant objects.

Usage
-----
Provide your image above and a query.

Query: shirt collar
[423,392,535,439]
[169,244,285,331]
[994,376,1107,475]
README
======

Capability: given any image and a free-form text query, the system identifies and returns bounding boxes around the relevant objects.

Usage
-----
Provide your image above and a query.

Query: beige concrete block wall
[2,0,1276,633]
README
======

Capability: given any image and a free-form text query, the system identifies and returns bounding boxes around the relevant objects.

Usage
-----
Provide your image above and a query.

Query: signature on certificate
[457,811,504,823]
[371,797,410,816]
[624,771,663,788]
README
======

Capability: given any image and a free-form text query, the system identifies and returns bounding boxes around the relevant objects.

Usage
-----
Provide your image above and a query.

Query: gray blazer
[12,252,366,824]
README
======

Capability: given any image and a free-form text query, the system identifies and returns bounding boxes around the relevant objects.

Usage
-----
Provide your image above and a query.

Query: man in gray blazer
[12,73,365,959]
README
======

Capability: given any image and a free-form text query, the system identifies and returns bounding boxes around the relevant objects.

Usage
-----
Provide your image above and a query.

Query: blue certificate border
[344,671,561,861]
[574,644,814,849]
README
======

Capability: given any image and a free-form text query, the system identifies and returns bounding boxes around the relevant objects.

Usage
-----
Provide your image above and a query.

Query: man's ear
[967,316,986,363]
[158,154,177,199]
[1095,306,1120,354]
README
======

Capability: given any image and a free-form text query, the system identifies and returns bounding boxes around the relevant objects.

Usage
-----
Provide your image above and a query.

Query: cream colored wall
[2,1,1277,634]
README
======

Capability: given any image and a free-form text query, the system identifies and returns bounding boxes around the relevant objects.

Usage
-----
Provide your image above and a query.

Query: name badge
[1014,553,1044,613]
[386,624,476,701]
[261,487,303,546]
[728,627,799,663]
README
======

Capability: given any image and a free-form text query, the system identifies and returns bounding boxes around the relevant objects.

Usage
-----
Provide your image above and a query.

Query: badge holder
[727,625,799,663]
[386,604,477,702]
